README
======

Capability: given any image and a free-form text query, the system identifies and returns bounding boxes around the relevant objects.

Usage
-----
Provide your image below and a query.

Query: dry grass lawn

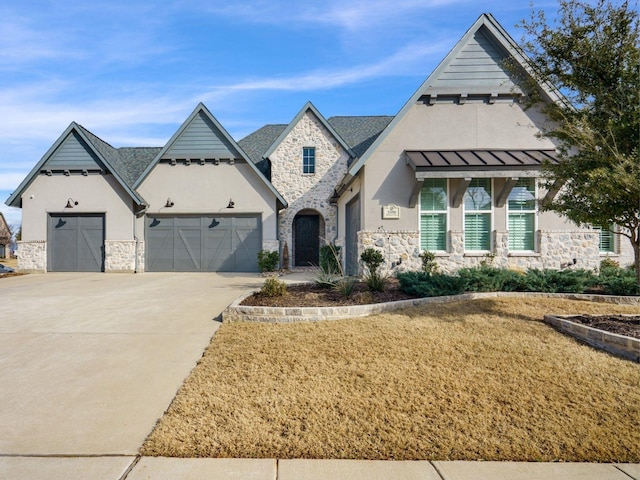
[141,297,640,461]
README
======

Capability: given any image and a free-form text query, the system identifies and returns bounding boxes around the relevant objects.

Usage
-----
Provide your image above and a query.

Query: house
[6,13,633,273]
[0,213,10,259]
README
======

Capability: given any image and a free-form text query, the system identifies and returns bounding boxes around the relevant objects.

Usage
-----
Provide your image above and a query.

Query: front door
[294,214,319,266]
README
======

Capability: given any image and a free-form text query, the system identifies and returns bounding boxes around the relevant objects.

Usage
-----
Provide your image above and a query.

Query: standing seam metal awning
[406,149,558,177]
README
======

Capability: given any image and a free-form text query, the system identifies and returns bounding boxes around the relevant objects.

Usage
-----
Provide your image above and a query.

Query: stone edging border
[222,290,639,323]
[544,315,639,363]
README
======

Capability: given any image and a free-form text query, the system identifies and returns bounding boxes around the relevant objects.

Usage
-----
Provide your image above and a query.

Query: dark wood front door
[294,215,319,266]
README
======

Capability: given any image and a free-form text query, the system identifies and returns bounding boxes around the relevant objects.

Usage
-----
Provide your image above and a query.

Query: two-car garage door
[146,215,261,272]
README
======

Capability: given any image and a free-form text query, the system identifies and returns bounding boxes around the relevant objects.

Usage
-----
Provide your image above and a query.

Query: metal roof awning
[406,149,558,178]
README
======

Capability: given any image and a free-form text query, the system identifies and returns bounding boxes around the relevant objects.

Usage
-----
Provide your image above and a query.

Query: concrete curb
[222,289,640,323]
[544,314,639,362]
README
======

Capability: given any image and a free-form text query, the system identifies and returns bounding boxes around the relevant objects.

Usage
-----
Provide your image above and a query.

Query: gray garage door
[48,214,105,272]
[146,215,261,272]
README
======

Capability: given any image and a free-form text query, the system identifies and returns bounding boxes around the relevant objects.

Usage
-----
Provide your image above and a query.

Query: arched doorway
[293,211,323,266]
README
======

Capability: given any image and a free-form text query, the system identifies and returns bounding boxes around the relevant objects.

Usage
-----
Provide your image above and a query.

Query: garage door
[48,214,105,272]
[146,215,261,272]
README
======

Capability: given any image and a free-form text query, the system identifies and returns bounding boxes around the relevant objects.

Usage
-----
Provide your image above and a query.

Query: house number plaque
[382,204,400,219]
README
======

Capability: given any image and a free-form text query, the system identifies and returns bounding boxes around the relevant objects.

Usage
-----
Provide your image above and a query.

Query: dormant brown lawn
[141,297,640,461]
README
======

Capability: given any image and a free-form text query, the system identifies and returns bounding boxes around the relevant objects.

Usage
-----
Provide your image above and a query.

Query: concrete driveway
[0,272,262,470]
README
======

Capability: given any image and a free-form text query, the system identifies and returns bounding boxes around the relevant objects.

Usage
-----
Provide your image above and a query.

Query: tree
[517,0,640,287]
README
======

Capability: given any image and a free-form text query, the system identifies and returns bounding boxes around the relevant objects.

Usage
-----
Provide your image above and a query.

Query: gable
[427,26,515,94]
[45,131,107,172]
[163,111,240,159]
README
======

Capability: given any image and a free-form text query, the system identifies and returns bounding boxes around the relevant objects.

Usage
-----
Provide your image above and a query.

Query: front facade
[7,14,634,273]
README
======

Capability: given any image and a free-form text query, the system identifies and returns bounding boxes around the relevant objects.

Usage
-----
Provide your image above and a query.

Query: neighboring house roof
[6,122,148,208]
[262,102,356,160]
[0,212,10,245]
[133,103,288,208]
[336,13,568,194]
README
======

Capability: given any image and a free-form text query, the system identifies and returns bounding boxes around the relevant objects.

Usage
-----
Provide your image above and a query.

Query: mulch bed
[567,315,640,339]
[241,279,415,307]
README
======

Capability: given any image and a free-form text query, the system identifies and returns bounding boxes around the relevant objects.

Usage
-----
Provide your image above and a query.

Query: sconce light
[227,198,235,209]
[66,198,78,208]
[165,198,174,208]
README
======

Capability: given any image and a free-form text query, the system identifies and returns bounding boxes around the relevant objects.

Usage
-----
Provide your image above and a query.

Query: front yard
[142,297,640,462]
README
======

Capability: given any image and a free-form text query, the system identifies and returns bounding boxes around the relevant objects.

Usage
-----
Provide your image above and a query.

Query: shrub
[601,274,639,296]
[312,268,340,289]
[260,277,287,297]
[319,244,342,274]
[522,269,597,293]
[360,248,385,275]
[598,260,639,295]
[397,271,466,297]
[419,251,439,274]
[257,250,279,273]
[457,265,524,292]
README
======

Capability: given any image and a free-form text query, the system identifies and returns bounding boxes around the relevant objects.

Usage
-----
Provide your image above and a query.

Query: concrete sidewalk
[1,457,638,479]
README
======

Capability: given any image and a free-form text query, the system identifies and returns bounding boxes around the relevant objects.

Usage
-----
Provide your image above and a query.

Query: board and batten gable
[135,104,285,251]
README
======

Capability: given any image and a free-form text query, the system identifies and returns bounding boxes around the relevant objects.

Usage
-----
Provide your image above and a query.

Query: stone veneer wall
[357,229,606,274]
[269,111,350,266]
[17,240,47,272]
[104,240,136,272]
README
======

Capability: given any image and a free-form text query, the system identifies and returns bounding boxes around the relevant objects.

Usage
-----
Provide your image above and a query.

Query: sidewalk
[1,457,638,480]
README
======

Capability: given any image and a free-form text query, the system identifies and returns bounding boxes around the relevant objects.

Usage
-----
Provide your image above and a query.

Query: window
[420,179,447,251]
[596,225,615,253]
[464,178,492,251]
[303,147,315,174]
[508,178,536,251]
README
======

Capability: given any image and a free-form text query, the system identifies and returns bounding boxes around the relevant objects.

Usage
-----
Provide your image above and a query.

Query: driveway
[0,272,263,459]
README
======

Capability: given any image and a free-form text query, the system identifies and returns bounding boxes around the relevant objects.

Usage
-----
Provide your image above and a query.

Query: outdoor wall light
[165,197,174,208]
[66,198,78,208]
[227,198,235,209]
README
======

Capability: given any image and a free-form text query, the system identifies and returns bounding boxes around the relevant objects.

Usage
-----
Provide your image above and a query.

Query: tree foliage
[517,0,640,285]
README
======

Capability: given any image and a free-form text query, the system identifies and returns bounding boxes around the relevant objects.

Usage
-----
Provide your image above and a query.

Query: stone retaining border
[222,290,639,323]
[544,314,639,363]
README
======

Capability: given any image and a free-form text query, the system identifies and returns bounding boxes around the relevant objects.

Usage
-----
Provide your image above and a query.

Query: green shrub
[457,265,524,292]
[419,251,439,274]
[319,244,342,274]
[598,260,639,295]
[601,274,639,296]
[260,277,287,297]
[360,248,384,274]
[522,269,597,293]
[397,271,466,297]
[257,250,279,273]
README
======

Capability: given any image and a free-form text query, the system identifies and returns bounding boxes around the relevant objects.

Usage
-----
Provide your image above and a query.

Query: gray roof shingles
[237,116,394,166]
[73,114,394,193]
[76,124,161,188]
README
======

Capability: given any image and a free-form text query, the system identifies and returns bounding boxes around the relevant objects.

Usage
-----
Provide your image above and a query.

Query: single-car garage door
[146,215,261,272]
[48,214,105,272]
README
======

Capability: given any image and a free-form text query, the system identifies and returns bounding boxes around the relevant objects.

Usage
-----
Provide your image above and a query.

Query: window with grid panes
[596,225,615,253]
[420,179,447,251]
[508,178,536,251]
[303,147,315,174]
[464,178,492,251]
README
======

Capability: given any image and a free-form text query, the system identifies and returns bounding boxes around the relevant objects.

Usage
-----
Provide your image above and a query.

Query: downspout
[134,204,148,273]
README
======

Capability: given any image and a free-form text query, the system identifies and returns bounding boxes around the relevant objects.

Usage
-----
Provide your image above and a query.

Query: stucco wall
[269,110,350,264]
[137,161,279,242]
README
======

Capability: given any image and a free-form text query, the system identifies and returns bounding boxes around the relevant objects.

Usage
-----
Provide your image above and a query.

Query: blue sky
[0,0,562,228]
